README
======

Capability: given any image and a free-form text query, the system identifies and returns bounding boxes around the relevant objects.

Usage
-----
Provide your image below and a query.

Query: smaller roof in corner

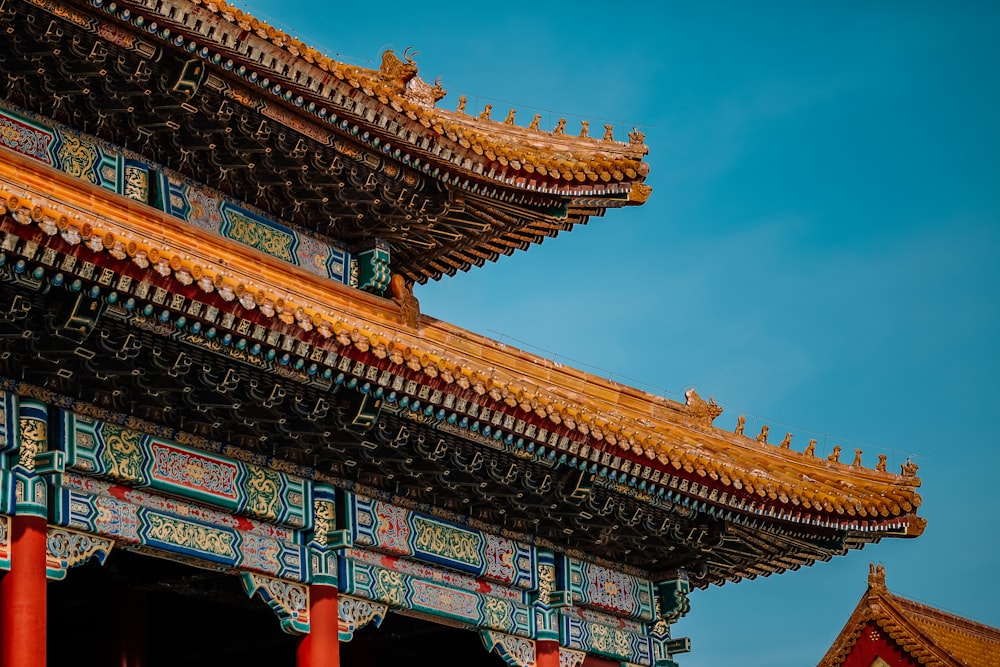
[820,564,1000,667]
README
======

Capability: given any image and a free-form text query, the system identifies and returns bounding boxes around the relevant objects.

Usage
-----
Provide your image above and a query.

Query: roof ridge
[891,592,1000,640]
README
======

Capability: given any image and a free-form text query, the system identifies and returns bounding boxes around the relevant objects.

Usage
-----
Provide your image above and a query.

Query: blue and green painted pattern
[341,547,531,607]
[557,555,657,622]
[560,612,654,665]
[63,414,310,529]
[0,390,688,662]
[357,240,390,293]
[0,101,352,285]
[339,551,533,636]
[55,472,307,581]
[344,492,536,590]
[0,391,15,516]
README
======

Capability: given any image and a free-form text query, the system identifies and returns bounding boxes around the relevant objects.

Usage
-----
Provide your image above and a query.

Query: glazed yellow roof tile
[188,0,650,190]
[0,152,923,534]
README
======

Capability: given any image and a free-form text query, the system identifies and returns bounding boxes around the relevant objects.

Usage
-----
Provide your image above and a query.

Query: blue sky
[243,2,999,664]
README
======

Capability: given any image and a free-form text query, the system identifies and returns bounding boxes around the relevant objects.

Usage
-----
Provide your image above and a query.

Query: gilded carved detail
[338,595,387,640]
[244,466,281,519]
[560,649,586,667]
[374,567,407,607]
[17,415,46,471]
[224,211,296,262]
[481,631,535,667]
[868,562,886,589]
[412,517,481,568]
[241,572,310,635]
[587,622,631,658]
[313,497,335,547]
[55,133,98,183]
[537,562,556,606]
[100,423,144,482]
[145,514,236,559]
[45,527,114,579]
[0,515,9,568]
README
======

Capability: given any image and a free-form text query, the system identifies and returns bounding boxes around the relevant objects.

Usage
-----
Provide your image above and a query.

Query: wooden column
[0,514,48,667]
[112,590,147,667]
[297,635,313,667]
[537,639,560,667]
[298,584,340,667]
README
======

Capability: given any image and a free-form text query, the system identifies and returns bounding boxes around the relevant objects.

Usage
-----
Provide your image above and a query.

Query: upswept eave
[0,152,922,540]
[203,0,652,185]
[108,0,651,197]
[10,0,651,282]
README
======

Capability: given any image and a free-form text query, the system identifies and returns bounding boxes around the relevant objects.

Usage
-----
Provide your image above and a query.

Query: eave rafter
[0,173,924,583]
[0,0,648,283]
[0,0,925,588]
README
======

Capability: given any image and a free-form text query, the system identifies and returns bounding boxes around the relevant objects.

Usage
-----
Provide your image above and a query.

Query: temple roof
[821,565,1000,667]
[0,0,650,283]
[0,148,924,584]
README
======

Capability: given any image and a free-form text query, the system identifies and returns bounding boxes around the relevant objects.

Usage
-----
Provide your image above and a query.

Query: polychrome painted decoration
[0,514,9,572]
[343,492,536,590]
[0,108,57,167]
[560,610,654,665]
[342,547,531,606]
[63,414,310,529]
[0,101,352,284]
[558,555,657,621]
[54,473,307,581]
[0,390,15,516]
[339,549,533,637]
[0,104,115,191]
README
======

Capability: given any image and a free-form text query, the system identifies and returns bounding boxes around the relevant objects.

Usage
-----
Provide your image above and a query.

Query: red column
[582,655,621,667]
[297,635,313,667]
[0,514,48,667]
[537,639,560,667]
[299,584,340,667]
[112,590,146,667]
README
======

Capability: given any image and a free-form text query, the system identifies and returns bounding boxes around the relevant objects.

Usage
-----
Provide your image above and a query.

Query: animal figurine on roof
[390,273,421,329]
[379,47,420,94]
